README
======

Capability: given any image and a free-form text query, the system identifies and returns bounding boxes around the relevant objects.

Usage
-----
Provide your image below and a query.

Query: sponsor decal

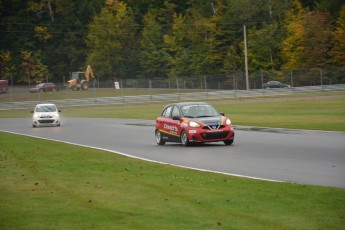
[164,124,178,135]
[159,129,179,137]
[164,124,178,132]
[183,104,209,109]
[189,130,197,134]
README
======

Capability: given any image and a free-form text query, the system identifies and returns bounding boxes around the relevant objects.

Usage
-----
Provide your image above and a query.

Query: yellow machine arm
[84,65,95,81]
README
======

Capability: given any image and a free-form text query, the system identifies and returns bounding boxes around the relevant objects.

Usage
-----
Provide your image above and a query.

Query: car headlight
[189,121,200,128]
[226,118,231,125]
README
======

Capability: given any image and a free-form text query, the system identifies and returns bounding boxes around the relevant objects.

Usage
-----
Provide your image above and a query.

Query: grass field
[1,132,345,229]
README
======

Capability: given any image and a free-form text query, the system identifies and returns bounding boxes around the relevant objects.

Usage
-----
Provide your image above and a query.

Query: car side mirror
[58,110,61,112]
[220,113,225,116]
[172,116,180,120]
[31,111,34,113]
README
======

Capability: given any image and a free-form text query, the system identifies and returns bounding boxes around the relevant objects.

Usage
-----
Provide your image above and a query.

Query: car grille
[202,125,225,130]
[201,131,229,140]
[38,119,55,124]
[40,115,52,118]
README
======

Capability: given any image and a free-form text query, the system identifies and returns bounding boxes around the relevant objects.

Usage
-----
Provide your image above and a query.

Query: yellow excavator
[67,65,96,90]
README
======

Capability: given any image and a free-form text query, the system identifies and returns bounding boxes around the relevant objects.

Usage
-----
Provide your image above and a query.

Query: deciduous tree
[20,51,48,84]
[331,5,345,66]
[86,0,138,79]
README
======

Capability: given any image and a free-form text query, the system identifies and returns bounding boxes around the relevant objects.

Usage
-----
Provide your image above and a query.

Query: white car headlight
[226,118,231,125]
[189,121,200,128]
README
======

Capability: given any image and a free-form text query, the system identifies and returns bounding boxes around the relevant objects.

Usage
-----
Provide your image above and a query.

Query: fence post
[320,69,323,86]
[290,70,293,87]
[149,79,152,99]
[204,75,207,92]
[176,77,179,94]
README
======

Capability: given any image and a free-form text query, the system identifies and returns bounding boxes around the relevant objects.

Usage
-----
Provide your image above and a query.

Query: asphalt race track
[1,117,345,189]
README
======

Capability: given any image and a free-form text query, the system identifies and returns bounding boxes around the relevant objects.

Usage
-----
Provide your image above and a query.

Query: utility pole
[243,24,249,90]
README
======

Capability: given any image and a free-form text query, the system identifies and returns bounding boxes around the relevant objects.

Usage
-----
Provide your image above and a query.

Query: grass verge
[3,92,343,131]
[1,132,345,229]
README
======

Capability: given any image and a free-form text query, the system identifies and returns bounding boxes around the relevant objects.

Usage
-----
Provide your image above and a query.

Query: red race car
[155,102,235,146]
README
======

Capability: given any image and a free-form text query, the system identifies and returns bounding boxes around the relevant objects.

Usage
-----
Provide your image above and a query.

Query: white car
[32,103,61,127]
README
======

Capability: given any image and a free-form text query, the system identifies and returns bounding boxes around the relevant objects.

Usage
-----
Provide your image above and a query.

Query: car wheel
[224,134,234,145]
[32,124,37,128]
[155,130,166,145]
[180,130,190,146]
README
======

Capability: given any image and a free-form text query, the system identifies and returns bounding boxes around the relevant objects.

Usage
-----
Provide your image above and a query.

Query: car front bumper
[33,117,60,126]
[186,127,234,143]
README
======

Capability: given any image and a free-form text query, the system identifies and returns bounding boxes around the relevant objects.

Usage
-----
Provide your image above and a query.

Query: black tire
[32,124,36,128]
[155,130,166,145]
[81,81,89,90]
[224,134,234,145]
[180,130,190,146]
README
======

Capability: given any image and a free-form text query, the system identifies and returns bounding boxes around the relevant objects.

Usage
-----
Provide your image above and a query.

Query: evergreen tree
[247,22,282,71]
[140,8,167,78]
[163,13,190,77]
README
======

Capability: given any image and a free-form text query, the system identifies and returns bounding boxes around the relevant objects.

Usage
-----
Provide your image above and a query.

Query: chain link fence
[0,67,344,105]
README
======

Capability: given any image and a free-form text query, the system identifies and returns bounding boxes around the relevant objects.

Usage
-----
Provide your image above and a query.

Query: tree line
[0,0,344,85]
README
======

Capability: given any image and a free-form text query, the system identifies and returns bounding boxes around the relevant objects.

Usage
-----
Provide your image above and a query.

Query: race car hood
[192,116,224,126]
[34,112,58,117]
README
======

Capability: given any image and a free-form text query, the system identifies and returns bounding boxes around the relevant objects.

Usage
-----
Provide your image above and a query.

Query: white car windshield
[35,105,57,112]
[181,104,219,118]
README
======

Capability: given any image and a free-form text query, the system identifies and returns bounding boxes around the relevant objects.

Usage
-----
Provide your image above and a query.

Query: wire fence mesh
[0,67,344,109]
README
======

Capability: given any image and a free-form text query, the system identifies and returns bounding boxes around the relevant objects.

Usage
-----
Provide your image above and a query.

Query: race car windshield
[36,105,57,112]
[181,104,219,118]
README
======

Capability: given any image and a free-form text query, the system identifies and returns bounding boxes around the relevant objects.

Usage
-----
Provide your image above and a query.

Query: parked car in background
[155,102,235,146]
[29,82,56,93]
[0,80,8,93]
[32,103,61,127]
[263,81,291,89]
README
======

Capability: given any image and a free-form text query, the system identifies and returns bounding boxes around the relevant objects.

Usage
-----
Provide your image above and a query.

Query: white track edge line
[1,130,284,183]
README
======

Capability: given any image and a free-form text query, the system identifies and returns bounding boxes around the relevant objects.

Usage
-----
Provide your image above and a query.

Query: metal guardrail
[1,84,344,110]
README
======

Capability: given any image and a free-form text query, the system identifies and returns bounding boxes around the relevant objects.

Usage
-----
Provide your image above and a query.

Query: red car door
[157,105,181,140]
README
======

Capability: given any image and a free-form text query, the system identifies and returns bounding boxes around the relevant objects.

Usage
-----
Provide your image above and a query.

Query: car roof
[164,102,209,108]
[35,103,57,107]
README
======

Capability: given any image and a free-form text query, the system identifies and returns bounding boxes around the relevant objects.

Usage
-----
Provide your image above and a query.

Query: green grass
[2,92,344,131]
[1,132,345,229]
[219,98,345,131]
